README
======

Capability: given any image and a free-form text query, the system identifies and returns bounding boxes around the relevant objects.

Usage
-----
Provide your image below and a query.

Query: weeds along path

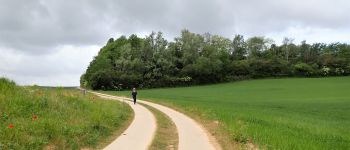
[91,92,156,150]
[95,92,220,150]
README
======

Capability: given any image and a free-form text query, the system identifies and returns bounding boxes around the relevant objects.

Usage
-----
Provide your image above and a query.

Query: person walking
[132,88,137,104]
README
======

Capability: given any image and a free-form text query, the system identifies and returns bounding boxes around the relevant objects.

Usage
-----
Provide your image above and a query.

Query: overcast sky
[0,0,349,86]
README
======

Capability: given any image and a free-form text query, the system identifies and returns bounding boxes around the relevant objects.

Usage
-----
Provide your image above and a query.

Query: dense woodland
[81,30,350,90]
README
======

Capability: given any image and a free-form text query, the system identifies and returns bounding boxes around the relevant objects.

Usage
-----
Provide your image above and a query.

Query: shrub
[294,63,320,76]
[321,66,331,76]
[335,68,345,75]
[345,64,350,75]
[228,60,250,77]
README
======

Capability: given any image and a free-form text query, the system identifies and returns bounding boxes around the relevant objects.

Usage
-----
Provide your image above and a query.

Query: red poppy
[8,124,14,129]
[32,115,38,121]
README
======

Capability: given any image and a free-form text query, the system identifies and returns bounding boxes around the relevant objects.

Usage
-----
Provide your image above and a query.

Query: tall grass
[104,77,350,149]
[0,78,132,149]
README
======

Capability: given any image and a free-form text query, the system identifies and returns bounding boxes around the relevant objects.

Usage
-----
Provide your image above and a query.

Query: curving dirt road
[92,92,157,150]
[92,91,220,150]
[140,100,220,150]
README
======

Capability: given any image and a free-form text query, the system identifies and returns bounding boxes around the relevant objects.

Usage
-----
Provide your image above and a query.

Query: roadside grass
[142,104,178,150]
[0,78,133,150]
[103,77,350,150]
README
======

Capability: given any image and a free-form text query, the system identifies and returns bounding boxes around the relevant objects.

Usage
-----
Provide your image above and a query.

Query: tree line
[81,30,350,90]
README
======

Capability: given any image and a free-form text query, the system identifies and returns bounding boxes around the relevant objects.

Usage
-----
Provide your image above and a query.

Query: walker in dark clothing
[132,91,137,104]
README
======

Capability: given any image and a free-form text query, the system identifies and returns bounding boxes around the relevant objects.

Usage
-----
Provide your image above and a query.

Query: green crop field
[0,78,132,149]
[104,77,350,149]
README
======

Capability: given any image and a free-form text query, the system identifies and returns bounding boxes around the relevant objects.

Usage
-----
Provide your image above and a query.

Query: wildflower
[8,124,14,129]
[32,114,38,121]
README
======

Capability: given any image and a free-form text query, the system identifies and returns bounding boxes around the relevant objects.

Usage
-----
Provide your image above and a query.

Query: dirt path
[94,92,220,150]
[141,100,220,150]
[91,92,157,150]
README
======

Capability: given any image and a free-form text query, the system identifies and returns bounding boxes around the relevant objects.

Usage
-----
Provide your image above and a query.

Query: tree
[246,36,273,59]
[282,37,294,62]
[177,30,204,80]
[231,34,247,60]
[309,43,326,63]
[81,30,350,90]
[299,40,311,63]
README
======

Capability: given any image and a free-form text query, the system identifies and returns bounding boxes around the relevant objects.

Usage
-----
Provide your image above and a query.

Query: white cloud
[267,25,350,44]
[0,45,99,86]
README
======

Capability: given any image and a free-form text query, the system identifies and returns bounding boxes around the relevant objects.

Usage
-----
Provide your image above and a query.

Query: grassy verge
[142,104,178,150]
[0,78,133,150]
[103,77,350,150]
[94,101,134,150]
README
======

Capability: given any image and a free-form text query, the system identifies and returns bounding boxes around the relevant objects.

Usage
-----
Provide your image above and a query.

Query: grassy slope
[105,77,350,150]
[0,78,133,150]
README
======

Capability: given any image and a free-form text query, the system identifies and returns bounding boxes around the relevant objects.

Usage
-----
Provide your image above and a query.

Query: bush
[88,70,115,90]
[345,64,350,75]
[248,59,290,78]
[294,63,320,76]
[228,60,250,77]
[335,68,345,75]
[321,66,331,76]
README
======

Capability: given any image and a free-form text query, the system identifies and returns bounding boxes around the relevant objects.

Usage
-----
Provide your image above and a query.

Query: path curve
[96,92,221,150]
[91,92,157,150]
[141,100,220,150]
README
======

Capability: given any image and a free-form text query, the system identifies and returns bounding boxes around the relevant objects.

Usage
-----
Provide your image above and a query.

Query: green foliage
[231,34,247,60]
[0,78,132,149]
[294,63,319,76]
[246,36,272,58]
[81,30,350,90]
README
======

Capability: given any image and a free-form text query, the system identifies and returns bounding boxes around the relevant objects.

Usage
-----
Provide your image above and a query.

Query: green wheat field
[105,77,350,149]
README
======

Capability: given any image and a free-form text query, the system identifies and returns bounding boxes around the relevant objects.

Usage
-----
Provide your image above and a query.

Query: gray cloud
[219,0,350,37]
[0,0,349,86]
[0,0,112,54]
[1,0,349,54]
